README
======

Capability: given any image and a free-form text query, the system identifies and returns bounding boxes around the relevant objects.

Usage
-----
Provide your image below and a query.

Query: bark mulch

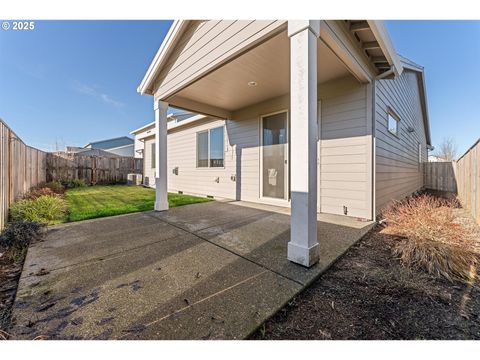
[0,250,24,339]
[250,206,480,340]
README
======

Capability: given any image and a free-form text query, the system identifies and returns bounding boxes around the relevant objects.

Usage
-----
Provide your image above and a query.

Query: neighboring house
[131,111,196,159]
[84,136,135,157]
[428,155,447,162]
[137,20,431,267]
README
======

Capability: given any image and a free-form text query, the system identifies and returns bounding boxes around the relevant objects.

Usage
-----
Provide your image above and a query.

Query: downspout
[371,79,376,221]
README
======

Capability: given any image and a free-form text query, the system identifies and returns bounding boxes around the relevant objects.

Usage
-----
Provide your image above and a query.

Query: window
[197,126,224,168]
[387,111,400,136]
[151,142,156,169]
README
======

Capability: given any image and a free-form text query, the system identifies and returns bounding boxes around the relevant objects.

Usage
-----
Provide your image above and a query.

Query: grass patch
[65,185,212,222]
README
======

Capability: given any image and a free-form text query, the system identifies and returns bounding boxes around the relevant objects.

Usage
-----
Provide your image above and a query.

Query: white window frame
[259,109,289,205]
[387,108,400,137]
[196,125,225,169]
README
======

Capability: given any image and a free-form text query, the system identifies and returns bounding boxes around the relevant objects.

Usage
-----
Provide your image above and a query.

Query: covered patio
[11,201,373,339]
[140,20,397,267]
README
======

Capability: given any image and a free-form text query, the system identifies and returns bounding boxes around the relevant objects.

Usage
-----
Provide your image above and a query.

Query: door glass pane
[197,131,208,167]
[209,127,224,167]
[262,112,287,199]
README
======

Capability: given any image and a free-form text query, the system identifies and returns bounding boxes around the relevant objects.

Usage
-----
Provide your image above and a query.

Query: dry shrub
[24,187,59,200]
[382,194,478,283]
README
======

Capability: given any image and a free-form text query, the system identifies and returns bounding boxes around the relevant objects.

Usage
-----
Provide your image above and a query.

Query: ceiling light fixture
[247,81,257,87]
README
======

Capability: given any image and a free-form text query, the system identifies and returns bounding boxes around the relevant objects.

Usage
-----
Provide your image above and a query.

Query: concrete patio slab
[10,201,373,340]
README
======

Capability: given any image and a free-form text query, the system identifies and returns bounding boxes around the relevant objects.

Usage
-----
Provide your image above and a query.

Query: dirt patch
[250,205,480,340]
[0,251,24,337]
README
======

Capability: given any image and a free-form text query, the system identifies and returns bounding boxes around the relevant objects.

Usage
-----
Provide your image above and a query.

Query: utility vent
[172,167,179,175]
[343,206,348,215]
[230,174,236,182]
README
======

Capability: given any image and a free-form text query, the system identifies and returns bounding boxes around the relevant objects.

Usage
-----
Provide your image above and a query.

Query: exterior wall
[150,77,373,219]
[154,20,286,99]
[143,136,156,187]
[374,69,428,214]
[133,137,144,158]
[318,76,372,219]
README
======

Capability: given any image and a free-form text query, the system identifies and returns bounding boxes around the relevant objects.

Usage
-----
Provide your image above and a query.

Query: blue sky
[0,20,478,156]
[385,20,480,157]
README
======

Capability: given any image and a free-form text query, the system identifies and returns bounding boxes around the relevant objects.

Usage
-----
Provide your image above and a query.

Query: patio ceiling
[167,31,351,113]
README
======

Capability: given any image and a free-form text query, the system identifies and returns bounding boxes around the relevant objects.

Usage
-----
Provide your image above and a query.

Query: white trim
[317,100,322,213]
[367,21,403,77]
[195,124,226,169]
[259,109,289,205]
[138,20,190,95]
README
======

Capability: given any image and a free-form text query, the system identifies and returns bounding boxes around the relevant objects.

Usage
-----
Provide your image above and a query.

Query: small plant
[0,221,44,261]
[66,178,88,188]
[382,194,478,283]
[9,195,67,225]
[43,181,65,194]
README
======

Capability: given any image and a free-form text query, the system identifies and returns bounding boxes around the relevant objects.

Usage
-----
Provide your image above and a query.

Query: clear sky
[0,20,479,156]
[0,20,173,150]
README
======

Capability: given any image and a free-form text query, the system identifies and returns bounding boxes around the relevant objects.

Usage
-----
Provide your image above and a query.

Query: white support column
[287,20,320,267]
[154,99,169,211]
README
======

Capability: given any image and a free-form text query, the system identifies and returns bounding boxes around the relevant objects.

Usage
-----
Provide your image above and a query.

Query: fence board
[46,154,142,185]
[1,119,47,230]
[424,162,457,192]
[425,139,480,225]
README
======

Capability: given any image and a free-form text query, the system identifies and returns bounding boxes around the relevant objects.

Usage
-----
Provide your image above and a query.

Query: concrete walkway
[10,201,374,340]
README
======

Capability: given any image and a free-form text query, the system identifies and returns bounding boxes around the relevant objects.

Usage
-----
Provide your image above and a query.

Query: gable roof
[138,20,190,96]
[84,136,134,149]
[138,20,402,97]
[398,54,431,146]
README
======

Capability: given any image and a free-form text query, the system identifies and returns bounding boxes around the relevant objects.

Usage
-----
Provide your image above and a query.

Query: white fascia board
[137,20,190,96]
[367,20,403,76]
[167,114,207,131]
[130,121,155,135]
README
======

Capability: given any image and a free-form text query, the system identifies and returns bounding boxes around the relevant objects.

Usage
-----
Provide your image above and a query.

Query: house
[131,111,198,159]
[137,20,431,267]
[84,136,135,157]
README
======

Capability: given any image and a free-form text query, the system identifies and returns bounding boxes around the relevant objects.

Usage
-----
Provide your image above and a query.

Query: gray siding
[375,70,428,214]
[318,76,372,219]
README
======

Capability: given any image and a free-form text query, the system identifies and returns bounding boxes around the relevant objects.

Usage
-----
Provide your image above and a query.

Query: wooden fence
[46,154,143,185]
[456,139,480,224]
[425,139,480,225]
[1,119,48,230]
[424,162,457,192]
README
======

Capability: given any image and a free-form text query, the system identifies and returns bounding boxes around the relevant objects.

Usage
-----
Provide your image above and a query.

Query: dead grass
[382,194,478,283]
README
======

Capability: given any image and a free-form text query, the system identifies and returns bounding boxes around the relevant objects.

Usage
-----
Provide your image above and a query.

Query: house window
[151,142,156,169]
[387,111,400,136]
[197,126,224,168]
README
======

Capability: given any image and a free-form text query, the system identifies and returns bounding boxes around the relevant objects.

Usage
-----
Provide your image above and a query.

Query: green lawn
[65,185,212,222]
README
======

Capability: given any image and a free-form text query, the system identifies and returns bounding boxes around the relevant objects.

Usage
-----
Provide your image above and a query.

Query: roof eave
[367,20,403,77]
[137,20,190,96]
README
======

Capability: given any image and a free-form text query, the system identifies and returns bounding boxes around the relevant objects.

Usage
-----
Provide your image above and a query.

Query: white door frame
[317,100,322,213]
[259,109,290,207]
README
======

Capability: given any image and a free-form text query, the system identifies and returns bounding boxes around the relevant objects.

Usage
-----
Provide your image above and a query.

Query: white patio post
[154,99,169,211]
[287,20,320,267]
